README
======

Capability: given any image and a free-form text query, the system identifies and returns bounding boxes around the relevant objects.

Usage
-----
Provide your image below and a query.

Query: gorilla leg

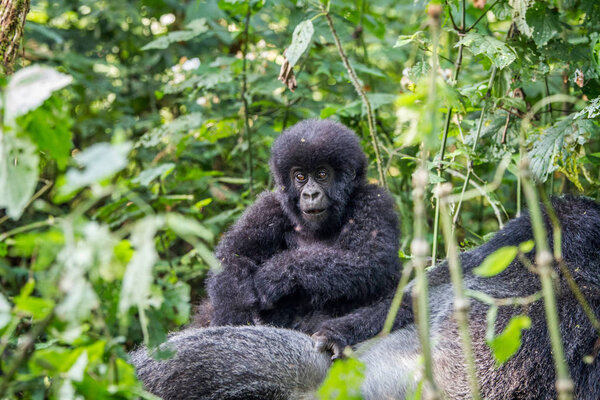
[130,326,331,400]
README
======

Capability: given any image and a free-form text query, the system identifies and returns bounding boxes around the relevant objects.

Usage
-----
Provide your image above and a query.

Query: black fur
[202,119,401,339]
[319,195,600,399]
[132,196,600,399]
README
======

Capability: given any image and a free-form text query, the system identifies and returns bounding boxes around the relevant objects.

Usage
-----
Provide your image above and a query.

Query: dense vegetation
[0,0,599,398]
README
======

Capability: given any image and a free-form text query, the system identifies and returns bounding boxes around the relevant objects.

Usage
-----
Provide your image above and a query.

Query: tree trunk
[0,0,30,75]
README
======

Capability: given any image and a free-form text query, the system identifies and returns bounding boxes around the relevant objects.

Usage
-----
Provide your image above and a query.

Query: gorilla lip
[303,209,325,215]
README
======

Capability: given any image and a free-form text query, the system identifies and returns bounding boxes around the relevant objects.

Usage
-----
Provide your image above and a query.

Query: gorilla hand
[312,326,348,360]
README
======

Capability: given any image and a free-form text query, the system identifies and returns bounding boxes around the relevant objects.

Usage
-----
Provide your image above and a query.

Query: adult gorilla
[195,119,400,348]
[132,196,600,400]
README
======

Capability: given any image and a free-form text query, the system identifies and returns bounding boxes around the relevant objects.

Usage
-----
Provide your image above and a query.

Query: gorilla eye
[294,172,307,182]
[316,169,328,180]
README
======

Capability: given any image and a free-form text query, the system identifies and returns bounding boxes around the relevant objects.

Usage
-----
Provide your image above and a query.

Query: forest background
[0,0,599,398]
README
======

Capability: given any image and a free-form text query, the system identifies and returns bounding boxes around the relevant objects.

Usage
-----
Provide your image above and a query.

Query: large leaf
[526,2,561,47]
[528,114,600,185]
[0,134,39,219]
[487,315,532,364]
[509,0,533,38]
[0,293,11,329]
[284,20,314,67]
[61,142,132,194]
[4,66,72,121]
[142,19,208,50]
[137,113,204,148]
[457,32,516,70]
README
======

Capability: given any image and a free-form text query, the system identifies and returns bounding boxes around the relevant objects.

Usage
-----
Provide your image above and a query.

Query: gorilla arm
[207,192,290,326]
[253,186,401,312]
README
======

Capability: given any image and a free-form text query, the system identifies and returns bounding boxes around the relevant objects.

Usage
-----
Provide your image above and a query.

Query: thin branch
[323,10,386,187]
[466,0,501,33]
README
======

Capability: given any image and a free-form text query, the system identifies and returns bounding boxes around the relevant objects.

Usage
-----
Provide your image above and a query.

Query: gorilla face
[291,165,334,228]
[270,119,368,236]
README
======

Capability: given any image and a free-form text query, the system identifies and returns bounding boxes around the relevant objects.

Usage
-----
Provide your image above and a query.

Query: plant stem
[431,0,465,265]
[437,183,481,400]
[241,4,253,196]
[381,261,413,335]
[411,165,440,399]
[452,66,498,227]
[323,11,386,187]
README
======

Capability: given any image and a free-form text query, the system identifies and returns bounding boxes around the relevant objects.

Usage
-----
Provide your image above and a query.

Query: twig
[465,0,501,33]
[323,10,386,187]
[437,183,481,400]
[431,0,466,265]
[241,4,253,196]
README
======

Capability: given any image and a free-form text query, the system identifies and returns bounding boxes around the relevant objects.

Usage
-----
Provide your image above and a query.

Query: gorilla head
[270,119,367,235]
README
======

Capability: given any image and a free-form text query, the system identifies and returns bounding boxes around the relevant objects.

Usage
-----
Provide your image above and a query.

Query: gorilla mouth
[303,209,325,215]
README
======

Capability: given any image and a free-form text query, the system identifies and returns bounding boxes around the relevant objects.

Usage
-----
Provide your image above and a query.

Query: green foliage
[473,245,518,277]
[318,358,366,400]
[487,315,532,365]
[0,0,599,397]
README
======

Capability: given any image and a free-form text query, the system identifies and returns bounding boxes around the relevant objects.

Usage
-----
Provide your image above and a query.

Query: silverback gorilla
[196,119,400,351]
[131,120,600,399]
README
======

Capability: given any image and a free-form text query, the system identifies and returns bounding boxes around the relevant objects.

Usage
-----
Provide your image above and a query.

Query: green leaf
[142,19,208,50]
[133,163,175,186]
[487,315,532,364]
[165,213,214,242]
[284,20,314,67]
[61,142,132,194]
[4,66,72,121]
[526,2,561,47]
[473,246,518,277]
[394,31,424,48]
[0,134,39,220]
[510,0,533,38]
[518,240,535,253]
[317,357,365,400]
[14,292,55,321]
[137,113,204,148]
[457,32,517,70]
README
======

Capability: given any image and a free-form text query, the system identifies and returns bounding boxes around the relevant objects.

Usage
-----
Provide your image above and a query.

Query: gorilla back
[129,326,330,400]
[132,196,600,399]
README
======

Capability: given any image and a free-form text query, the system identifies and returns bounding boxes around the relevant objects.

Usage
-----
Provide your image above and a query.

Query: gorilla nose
[302,190,321,201]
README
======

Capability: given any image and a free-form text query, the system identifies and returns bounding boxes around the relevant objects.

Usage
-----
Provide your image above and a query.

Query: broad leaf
[488,315,532,364]
[133,163,175,186]
[526,2,561,47]
[4,66,72,121]
[0,293,11,329]
[473,246,518,277]
[457,32,516,70]
[61,142,132,194]
[0,134,39,219]
[318,358,365,400]
[284,20,314,67]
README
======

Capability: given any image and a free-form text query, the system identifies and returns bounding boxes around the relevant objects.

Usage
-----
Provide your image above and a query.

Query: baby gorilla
[195,119,401,355]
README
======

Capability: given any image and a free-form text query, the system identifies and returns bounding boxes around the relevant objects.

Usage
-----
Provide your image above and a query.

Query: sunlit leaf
[0,293,11,329]
[518,240,535,253]
[284,20,314,67]
[473,246,518,277]
[133,163,175,186]
[4,65,72,121]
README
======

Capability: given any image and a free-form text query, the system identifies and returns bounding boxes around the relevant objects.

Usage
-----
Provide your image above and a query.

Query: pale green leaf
[61,142,132,194]
[0,134,39,220]
[119,216,164,315]
[4,66,72,121]
[457,32,517,70]
[284,20,314,67]
[473,246,518,277]
[133,163,176,186]
[318,358,365,400]
[165,213,214,242]
[509,0,533,38]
